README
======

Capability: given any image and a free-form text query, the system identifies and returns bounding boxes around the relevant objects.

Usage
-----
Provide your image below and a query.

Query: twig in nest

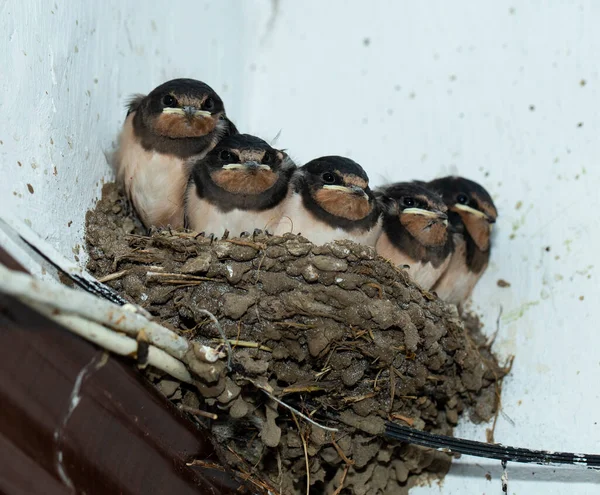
[389,413,414,426]
[0,266,189,359]
[421,290,437,301]
[460,306,513,442]
[389,366,396,412]
[239,471,281,495]
[332,464,350,495]
[282,384,326,395]
[211,338,272,352]
[197,309,232,371]
[341,392,376,404]
[314,367,332,380]
[234,321,242,349]
[484,305,504,350]
[28,301,192,383]
[321,345,338,371]
[487,355,516,443]
[186,460,224,470]
[113,248,160,267]
[147,265,165,272]
[180,405,218,420]
[291,412,310,495]
[331,432,355,466]
[98,269,130,283]
[146,271,216,284]
[275,322,316,329]
[255,386,338,432]
[252,445,266,471]
[275,215,294,236]
[149,280,209,286]
[352,328,370,340]
[253,250,268,284]
[226,446,281,495]
[427,375,445,382]
[373,368,384,391]
[364,282,383,298]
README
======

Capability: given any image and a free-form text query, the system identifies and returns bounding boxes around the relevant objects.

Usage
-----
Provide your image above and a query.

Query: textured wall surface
[0,0,246,261]
[245,2,600,494]
[2,1,600,493]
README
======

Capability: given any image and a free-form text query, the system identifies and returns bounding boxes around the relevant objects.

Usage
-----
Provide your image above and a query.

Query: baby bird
[375,182,453,290]
[426,176,498,306]
[114,78,237,229]
[275,156,382,246]
[185,133,295,237]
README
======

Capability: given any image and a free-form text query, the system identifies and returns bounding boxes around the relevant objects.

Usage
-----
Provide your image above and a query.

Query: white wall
[2,1,600,493]
[1,0,246,259]
[245,2,600,493]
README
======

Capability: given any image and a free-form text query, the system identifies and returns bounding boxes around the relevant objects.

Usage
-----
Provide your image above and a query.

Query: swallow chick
[185,133,295,237]
[426,176,498,306]
[275,156,382,246]
[114,78,238,229]
[375,182,453,290]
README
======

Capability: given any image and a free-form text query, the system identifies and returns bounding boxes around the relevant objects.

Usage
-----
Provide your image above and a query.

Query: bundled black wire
[19,234,138,308]
[385,422,600,470]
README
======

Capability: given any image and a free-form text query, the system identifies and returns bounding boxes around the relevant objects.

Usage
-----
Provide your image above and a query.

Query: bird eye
[203,97,215,112]
[219,150,234,161]
[162,94,177,107]
[457,193,469,204]
[262,151,273,164]
[322,172,336,184]
[403,197,415,207]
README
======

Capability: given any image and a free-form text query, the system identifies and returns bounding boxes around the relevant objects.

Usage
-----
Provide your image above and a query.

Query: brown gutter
[0,248,252,495]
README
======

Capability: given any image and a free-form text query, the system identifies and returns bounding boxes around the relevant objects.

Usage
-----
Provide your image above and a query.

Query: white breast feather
[375,231,451,290]
[115,114,191,229]
[185,186,287,237]
[276,193,381,247]
[432,234,482,304]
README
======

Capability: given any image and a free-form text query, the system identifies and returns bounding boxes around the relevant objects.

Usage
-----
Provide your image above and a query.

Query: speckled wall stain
[237,1,600,494]
[1,0,246,262]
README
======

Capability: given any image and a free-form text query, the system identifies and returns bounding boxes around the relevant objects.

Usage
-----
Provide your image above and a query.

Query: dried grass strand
[197,309,232,371]
[211,338,272,352]
[256,387,338,432]
[291,412,310,495]
[180,405,218,420]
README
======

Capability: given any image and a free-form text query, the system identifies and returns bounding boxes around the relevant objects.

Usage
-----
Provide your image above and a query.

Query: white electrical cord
[28,301,192,383]
[0,265,189,360]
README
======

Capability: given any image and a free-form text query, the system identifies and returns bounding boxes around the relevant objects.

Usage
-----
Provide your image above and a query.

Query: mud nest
[85,183,509,495]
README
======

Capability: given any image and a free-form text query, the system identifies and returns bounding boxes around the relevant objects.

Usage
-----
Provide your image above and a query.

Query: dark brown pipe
[0,248,255,495]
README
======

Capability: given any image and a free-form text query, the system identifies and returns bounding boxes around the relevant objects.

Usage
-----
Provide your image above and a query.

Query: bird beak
[403,207,448,223]
[244,160,271,171]
[403,208,448,227]
[162,106,211,118]
[454,203,494,222]
[349,185,369,199]
[222,161,271,171]
[323,184,369,199]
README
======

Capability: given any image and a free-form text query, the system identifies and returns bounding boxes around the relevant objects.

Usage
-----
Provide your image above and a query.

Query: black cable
[384,422,600,470]
[21,238,132,307]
